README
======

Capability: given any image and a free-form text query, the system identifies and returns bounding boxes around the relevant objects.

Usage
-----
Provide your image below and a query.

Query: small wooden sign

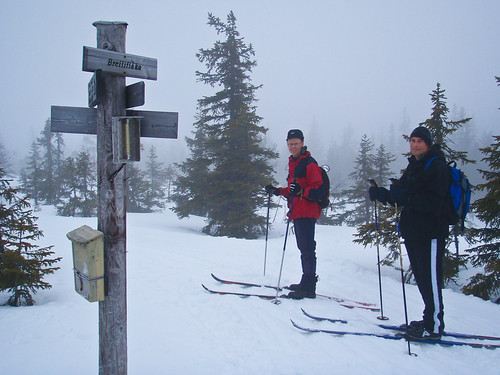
[126,81,145,108]
[88,70,102,108]
[51,106,178,139]
[83,46,158,80]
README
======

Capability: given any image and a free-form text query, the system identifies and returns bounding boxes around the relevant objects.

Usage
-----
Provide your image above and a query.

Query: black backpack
[292,156,330,209]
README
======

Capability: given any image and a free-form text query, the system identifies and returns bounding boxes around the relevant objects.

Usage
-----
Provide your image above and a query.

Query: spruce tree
[172,12,278,239]
[462,141,499,299]
[172,127,211,218]
[418,83,474,281]
[36,119,65,205]
[418,83,474,164]
[20,141,43,207]
[0,141,11,174]
[342,135,375,226]
[126,162,150,213]
[143,145,167,212]
[0,167,61,306]
[56,150,97,217]
[353,143,401,266]
[165,164,177,202]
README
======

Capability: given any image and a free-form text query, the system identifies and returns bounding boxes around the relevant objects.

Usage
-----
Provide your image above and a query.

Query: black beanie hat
[410,126,432,146]
[286,129,304,141]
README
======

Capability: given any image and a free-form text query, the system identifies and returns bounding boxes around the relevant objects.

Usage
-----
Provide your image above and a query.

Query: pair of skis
[203,274,500,349]
[293,309,500,349]
[204,273,380,311]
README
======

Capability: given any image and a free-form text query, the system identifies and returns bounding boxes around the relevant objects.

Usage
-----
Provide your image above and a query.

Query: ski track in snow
[0,205,499,375]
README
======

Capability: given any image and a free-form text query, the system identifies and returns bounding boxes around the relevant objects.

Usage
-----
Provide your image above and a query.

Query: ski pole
[368,179,388,321]
[263,191,271,276]
[394,202,416,356]
[272,184,296,305]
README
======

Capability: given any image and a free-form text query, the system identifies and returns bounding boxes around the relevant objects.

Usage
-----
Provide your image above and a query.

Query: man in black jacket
[369,126,450,340]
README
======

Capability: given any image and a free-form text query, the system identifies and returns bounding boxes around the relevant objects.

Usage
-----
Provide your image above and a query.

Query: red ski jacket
[278,151,323,220]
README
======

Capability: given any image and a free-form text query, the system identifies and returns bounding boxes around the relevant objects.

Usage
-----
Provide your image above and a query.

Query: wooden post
[94,21,128,375]
[51,21,175,375]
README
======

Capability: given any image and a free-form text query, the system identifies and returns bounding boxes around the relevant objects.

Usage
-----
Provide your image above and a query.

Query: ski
[211,273,379,311]
[301,309,500,341]
[379,324,500,342]
[290,320,500,349]
[203,284,376,310]
[301,308,348,324]
[202,284,279,300]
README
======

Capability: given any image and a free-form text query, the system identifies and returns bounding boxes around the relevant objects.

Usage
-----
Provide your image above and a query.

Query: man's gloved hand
[289,182,302,197]
[368,186,389,205]
[265,184,280,196]
[368,186,378,201]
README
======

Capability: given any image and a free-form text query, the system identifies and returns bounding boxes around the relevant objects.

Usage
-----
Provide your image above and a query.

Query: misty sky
[1,1,499,166]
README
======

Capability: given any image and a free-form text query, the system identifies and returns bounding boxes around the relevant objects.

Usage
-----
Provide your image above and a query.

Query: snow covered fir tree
[0,167,61,306]
[172,12,278,239]
[463,136,500,301]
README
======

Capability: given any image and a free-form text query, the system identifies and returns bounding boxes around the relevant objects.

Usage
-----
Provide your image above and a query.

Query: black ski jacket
[388,144,450,241]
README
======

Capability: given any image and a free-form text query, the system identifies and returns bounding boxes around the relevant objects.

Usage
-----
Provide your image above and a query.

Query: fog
[1,1,498,177]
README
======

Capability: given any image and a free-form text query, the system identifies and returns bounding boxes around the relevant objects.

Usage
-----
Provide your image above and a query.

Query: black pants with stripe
[405,237,445,334]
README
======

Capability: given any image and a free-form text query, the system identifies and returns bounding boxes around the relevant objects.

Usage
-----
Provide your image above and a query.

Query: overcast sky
[1,1,499,166]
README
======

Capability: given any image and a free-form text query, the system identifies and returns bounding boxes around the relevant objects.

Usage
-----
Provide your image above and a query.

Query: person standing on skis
[265,129,323,299]
[368,126,450,340]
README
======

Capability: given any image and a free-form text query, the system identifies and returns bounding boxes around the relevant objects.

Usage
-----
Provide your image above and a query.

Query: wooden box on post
[112,116,141,163]
[67,225,105,302]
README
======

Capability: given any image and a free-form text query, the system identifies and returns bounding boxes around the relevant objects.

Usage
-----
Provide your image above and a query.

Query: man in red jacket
[266,129,323,299]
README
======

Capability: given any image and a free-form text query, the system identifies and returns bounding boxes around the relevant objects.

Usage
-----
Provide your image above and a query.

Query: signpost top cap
[92,21,128,27]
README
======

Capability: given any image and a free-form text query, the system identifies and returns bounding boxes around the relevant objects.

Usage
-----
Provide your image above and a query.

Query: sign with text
[51,106,178,139]
[82,46,158,80]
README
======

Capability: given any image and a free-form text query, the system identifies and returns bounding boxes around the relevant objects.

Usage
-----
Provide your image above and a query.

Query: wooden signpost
[51,21,178,375]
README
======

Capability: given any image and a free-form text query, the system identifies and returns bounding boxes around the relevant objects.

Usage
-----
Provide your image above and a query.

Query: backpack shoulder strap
[424,156,438,170]
[293,155,316,178]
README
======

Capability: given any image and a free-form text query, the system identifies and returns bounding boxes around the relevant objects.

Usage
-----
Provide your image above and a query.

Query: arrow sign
[83,46,158,80]
[51,106,177,139]
[126,81,145,108]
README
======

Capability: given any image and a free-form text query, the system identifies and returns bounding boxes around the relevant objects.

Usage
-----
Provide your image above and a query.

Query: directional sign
[127,109,178,138]
[51,106,97,135]
[51,106,178,139]
[83,46,158,80]
[126,81,145,108]
[88,70,102,108]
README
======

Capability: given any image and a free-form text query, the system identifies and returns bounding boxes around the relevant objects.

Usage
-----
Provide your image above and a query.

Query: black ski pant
[405,237,445,334]
[293,218,317,277]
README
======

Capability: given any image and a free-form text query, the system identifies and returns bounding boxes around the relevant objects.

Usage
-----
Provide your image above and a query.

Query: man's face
[410,137,430,160]
[287,138,304,158]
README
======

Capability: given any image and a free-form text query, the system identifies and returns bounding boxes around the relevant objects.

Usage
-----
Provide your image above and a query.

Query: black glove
[289,182,302,196]
[368,186,389,204]
[265,184,280,196]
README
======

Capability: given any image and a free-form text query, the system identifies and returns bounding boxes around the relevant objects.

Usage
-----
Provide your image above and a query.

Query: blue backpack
[425,157,471,231]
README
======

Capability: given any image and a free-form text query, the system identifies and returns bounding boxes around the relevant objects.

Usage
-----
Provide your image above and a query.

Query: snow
[1,204,499,375]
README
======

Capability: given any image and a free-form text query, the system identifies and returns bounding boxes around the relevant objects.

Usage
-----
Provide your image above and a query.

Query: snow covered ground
[1,204,499,375]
